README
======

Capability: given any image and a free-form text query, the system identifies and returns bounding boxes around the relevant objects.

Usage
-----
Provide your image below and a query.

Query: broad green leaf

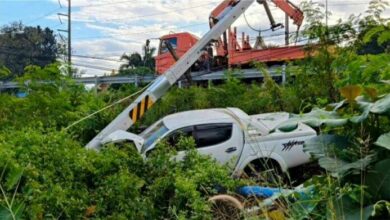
[318,157,347,177]
[320,118,349,127]
[332,196,374,220]
[356,96,373,108]
[350,103,372,123]
[6,166,23,190]
[366,159,390,200]
[303,108,339,118]
[303,135,350,159]
[374,132,390,150]
[319,155,374,178]
[0,207,14,220]
[278,108,348,130]
[328,99,346,111]
[339,85,362,102]
[0,203,24,220]
[371,94,390,114]
[299,109,348,127]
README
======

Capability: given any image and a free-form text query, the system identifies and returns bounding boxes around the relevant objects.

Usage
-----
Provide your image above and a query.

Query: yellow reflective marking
[140,98,146,117]
[132,106,138,123]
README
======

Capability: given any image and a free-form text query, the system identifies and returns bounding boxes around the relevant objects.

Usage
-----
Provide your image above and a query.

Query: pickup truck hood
[101,130,144,153]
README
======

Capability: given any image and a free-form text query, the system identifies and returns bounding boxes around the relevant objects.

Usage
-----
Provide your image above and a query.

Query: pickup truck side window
[166,126,194,150]
[194,123,233,148]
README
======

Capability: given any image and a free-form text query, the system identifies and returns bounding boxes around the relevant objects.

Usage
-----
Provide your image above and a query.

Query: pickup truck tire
[242,159,285,185]
[208,194,243,220]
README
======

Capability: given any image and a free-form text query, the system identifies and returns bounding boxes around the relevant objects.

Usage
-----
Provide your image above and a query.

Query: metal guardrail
[0,67,284,90]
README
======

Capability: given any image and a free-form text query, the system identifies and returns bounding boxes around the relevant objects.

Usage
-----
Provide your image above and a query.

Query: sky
[0,0,388,76]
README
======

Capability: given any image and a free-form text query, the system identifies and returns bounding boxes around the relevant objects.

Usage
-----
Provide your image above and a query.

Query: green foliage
[363,22,390,46]
[0,66,11,80]
[374,132,390,150]
[118,66,153,76]
[0,22,58,76]
[120,52,143,70]
[356,0,389,54]
[119,41,156,73]
[293,91,390,219]
[0,129,237,219]
[0,64,240,219]
[141,69,303,127]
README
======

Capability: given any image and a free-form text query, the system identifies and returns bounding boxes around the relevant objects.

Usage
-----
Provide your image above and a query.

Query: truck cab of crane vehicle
[155,32,199,75]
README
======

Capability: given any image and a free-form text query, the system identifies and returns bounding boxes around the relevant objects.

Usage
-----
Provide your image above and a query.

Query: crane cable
[243,11,274,33]
[243,9,301,45]
[63,79,155,131]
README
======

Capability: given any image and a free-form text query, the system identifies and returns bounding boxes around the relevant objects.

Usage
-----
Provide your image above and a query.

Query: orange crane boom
[212,0,305,65]
[155,0,306,74]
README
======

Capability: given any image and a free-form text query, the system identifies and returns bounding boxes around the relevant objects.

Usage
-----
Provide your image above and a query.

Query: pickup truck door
[192,123,244,168]
[163,123,244,168]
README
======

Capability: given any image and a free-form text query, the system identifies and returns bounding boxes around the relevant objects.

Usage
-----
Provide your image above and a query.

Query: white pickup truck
[102,108,317,176]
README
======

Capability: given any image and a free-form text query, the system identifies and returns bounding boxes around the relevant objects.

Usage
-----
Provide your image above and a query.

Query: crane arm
[270,0,303,27]
[211,1,303,30]
[209,0,239,28]
[86,0,257,150]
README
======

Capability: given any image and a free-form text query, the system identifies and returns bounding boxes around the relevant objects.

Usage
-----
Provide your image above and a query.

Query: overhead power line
[72,63,117,71]
[79,2,217,22]
[73,22,207,40]
[24,7,62,25]
[72,54,123,62]
[70,6,297,41]
[73,0,221,8]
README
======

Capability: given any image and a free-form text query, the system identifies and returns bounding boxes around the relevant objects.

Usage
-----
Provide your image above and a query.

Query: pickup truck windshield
[141,121,169,152]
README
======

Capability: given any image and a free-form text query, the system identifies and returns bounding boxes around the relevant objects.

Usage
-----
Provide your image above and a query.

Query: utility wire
[63,79,154,131]
[73,22,206,39]
[72,54,123,62]
[72,63,118,71]
[71,8,290,40]
[78,2,217,22]
[24,7,62,25]
[73,0,221,8]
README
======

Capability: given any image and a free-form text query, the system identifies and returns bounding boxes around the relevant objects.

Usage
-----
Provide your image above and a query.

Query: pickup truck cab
[102,108,317,176]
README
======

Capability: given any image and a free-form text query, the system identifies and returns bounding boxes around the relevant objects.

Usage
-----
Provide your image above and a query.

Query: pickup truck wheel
[242,159,285,186]
[208,194,244,220]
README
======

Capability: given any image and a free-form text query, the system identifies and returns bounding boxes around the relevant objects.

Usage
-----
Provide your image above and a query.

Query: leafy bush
[0,129,238,219]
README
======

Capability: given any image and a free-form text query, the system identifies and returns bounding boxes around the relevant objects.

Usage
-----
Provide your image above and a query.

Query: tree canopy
[0,22,58,78]
[119,40,156,75]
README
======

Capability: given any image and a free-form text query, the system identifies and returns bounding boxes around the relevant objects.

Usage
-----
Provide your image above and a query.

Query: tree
[0,22,58,77]
[120,52,143,70]
[0,65,11,80]
[356,0,389,54]
[142,39,156,69]
[119,41,156,75]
